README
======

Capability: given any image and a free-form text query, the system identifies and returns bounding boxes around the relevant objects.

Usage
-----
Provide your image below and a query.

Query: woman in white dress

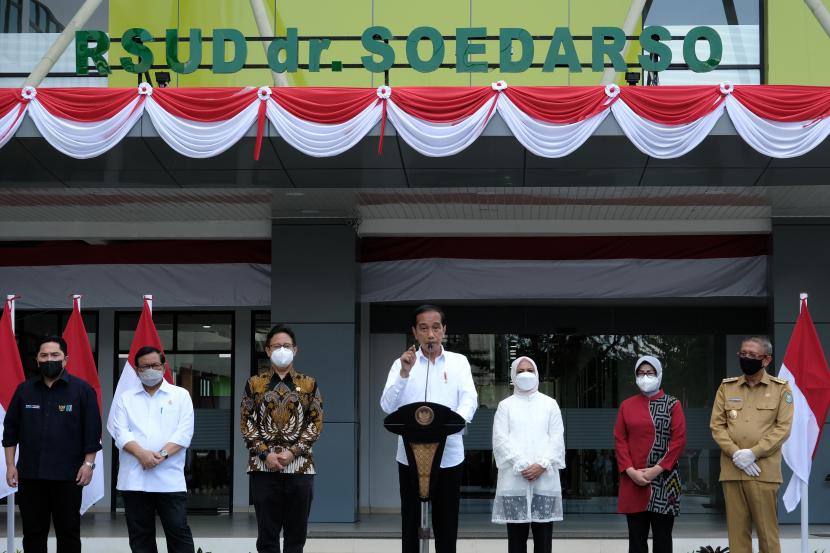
[492,356,565,553]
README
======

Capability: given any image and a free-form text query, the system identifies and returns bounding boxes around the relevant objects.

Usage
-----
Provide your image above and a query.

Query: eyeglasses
[137,363,164,371]
[737,352,768,360]
[636,371,657,377]
[268,343,294,349]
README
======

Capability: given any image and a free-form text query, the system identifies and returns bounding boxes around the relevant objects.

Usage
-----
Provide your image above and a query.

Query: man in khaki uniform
[710,336,794,553]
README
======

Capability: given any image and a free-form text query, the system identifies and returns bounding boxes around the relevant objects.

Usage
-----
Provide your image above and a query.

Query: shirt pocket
[724,401,743,425]
[755,399,779,421]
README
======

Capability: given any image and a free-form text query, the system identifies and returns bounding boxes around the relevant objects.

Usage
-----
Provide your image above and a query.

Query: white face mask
[270,347,294,368]
[636,375,660,394]
[139,368,164,387]
[514,371,538,392]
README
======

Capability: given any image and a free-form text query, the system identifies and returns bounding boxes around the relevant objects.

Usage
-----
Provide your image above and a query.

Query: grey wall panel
[772,221,830,524]
[269,221,359,521]
[773,223,830,323]
[309,422,357,522]
[270,223,358,324]
[287,323,356,423]
[366,333,407,511]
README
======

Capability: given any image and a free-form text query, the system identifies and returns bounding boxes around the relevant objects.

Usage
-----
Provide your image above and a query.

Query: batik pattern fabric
[240,370,323,474]
[646,394,682,516]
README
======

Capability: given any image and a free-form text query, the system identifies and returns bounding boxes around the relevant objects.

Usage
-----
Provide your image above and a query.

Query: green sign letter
[456,27,487,73]
[267,28,298,73]
[406,26,444,73]
[499,28,533,73]
[361,26,394,72]
[543,27,580,72]
[591,26,626,72]
[308,38,332,72]
[166,28,201,74]
[213,28,247,74]
[75,30,110,75]
[120,28,153,74]
[683,26,722,72]
[639,25,672,72]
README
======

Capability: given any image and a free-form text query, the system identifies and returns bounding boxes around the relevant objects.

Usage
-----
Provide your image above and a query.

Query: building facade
[1,0,829,525]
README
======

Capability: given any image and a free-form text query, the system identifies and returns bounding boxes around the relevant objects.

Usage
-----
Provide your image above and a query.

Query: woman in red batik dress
[614,355,686,553]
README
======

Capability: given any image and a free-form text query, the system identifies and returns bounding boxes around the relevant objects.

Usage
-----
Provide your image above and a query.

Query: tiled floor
[3,511,829,538]
[3,512,829,553]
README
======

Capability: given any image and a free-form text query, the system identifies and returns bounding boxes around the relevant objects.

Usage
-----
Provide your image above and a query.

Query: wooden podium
[384,402,466,553]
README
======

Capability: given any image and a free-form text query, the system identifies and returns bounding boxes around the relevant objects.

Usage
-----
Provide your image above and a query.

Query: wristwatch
[159,449,169,459]
[84,461,95,469]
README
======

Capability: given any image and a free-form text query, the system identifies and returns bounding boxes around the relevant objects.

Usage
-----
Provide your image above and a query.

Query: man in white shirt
[109,346,195,553]
[380,305,478,553]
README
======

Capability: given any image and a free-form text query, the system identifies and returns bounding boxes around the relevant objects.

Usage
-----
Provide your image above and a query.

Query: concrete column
[271,220,359,522]
[233,309,253,512]
[772,219,830,524]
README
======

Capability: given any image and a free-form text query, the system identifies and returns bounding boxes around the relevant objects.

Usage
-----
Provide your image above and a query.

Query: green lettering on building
[78,25,724,76]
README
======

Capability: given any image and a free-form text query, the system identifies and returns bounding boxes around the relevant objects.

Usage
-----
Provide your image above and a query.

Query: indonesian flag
[0,297,25,499]
[780,297,830,512]
[62,296,104,514]
[106,297,172,437]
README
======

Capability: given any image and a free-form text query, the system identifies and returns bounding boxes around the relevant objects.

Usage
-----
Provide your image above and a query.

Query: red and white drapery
[1,82,828,160]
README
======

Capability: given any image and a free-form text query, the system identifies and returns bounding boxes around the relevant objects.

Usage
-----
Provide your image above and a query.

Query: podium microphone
[424,342,433,403]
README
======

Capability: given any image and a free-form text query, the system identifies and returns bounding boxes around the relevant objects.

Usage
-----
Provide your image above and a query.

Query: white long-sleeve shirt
[380,347,478,468]
[492,391,565,523]
[109,380,194,492]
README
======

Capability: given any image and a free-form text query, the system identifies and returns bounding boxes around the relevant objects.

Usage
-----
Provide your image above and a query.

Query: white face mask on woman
[636,374,660,394]
[270,347,294,368]
[514,371,539,392]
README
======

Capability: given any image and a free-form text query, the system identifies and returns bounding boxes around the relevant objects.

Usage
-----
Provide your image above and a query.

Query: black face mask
[739,356,764,375]
[39,360,64,379]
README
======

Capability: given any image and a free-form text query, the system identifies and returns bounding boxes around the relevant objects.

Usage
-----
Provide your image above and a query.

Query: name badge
[727,398,742,402]
[24,404,40,409]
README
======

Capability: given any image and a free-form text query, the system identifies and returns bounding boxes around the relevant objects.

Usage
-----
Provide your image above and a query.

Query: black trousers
[250,472,315,553]
[507,522,553,553]
[18,478,82,553]
[121,491,194,553]
[626,511,675,553]
[398,462,463,553]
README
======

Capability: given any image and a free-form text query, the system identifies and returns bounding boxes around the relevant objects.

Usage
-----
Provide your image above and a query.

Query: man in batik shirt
[241,324,323,553]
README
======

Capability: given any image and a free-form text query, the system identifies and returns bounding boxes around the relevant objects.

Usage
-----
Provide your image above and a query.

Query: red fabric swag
[732,85,830,122]
[36,88,139,122]
[151,87,257,121]
[391,86,495,123]
[504,86,610,123]
[273,87,377,124]
[619,86,724,125]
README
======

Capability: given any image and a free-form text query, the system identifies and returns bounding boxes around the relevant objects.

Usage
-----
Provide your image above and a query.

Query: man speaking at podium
[380,305,478,553]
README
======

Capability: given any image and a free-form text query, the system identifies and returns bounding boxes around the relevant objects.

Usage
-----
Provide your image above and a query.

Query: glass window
[115,311,234,513]
[0,0,108,87]
[15,310,98,379]
[453,332,731,514]
[1,0,23,33]
[643,0,762,84]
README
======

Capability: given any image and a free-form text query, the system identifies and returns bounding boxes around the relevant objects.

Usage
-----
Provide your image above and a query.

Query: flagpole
[6,294,16,553]
[798,292,809,553]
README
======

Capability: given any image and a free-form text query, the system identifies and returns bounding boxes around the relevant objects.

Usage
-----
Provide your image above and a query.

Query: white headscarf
[634,355,663,389]
[510,356,539,395]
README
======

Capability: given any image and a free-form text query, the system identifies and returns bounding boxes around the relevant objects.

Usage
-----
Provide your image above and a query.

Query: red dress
[614,390,687,515]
